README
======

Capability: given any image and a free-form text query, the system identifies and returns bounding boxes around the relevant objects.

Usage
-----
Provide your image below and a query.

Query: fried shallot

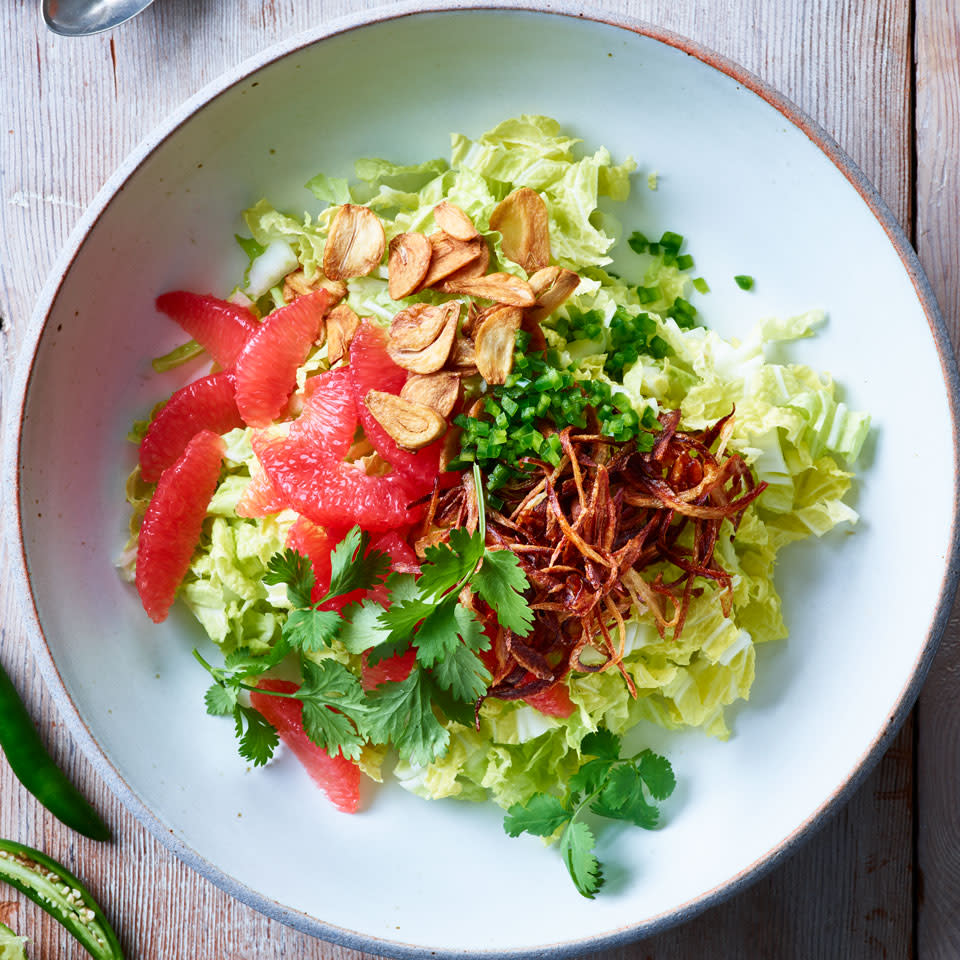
[418,409,766,706]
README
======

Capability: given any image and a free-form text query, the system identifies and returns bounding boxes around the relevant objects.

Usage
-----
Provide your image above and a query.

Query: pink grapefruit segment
[139,371,243,483]
[235,289,330,427]
[293,367,359,456]
[285,516,338,608]
[361,647,417,691]
[523,682,575,718]
[155,291,258,369]
[252,432,422,532]
[250,678,361,813]
[236,464,288,517]
[135,430,225,623]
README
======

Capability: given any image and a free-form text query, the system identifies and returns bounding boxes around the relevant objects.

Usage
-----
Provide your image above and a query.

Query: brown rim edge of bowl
[3,3,958,958]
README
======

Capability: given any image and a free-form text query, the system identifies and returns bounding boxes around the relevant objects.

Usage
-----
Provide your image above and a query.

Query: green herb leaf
[568,757,614,800]
[471,548,533,636]
[295,659,369,760]
[417,528,484,598]
[503,794,571,838]
[338,597,392,654]
[580,728,621,761]
[377,594,436,647]
[637,749,677,800]
[264,548,315,609]
[430,633,491,702]
[204,683,237,716]
[591,765,660,828]
[561,820,603,898]
[413,597,481,669]
[283,608,342,652]
[235,705,279,766]
[324,526,391,601]
[364,669,449,766]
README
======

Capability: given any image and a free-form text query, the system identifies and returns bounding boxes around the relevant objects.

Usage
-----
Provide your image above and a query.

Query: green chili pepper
[0,663,109,841]
[0,839,122,960]
[0,920,29,959]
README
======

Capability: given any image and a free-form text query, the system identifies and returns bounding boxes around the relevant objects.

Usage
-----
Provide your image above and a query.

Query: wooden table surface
[1,1,958,957]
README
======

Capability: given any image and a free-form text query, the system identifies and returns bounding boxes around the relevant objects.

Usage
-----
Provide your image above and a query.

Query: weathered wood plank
[915,0,960,957]
[0,0,919,957]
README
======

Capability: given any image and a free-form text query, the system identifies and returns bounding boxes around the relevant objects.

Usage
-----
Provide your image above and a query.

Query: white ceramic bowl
[6,4,959,957]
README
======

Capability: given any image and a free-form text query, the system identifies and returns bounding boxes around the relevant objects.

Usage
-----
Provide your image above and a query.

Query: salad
[122,116,869,897]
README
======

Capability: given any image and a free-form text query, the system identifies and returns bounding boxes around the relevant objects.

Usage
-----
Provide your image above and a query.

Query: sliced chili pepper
[0,920,28,958]
[0,839,123,959]
[0,662,110,841]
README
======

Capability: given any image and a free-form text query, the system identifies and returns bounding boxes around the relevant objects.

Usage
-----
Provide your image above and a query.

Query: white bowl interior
[11,9,957,956]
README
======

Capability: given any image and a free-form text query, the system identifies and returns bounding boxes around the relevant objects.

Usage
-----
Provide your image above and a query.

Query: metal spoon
[42,0,155,36]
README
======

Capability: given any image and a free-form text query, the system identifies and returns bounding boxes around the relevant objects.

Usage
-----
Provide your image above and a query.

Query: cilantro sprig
[340,466,533,765]
[503,729,676,898]
[194,528,391,764]
[196,467,535,770]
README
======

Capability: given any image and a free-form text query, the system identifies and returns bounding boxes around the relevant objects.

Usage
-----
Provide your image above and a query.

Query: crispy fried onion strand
[416,408,766,704]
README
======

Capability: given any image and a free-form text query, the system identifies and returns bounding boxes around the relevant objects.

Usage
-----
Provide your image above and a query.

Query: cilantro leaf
[364,669,449,766]
[431,639,491,702]
[366,637,414,667]
[503,729,676,897]
[300,700,365,760]
[295,659,368,760]
[417,528,483,598]
[264,548,314,609]
[596,763,637,812]
[580,728,621,762]
[413,597,482,669]
[204,683,237,716]
[222,639,292,677]
[378,593,436,641]
[283,608,342,652]
[429,683,478,727]
[591,764,660,828]
[338,597,391,654]
[503,794,571,838]
[361,574,425,664]
[637,749,677,800]
[235,705,279,766]
[471,548,534,636]
[298,659,367,714]
[568,757,614,801]
[324,526,391,601]
[561,820,603,898]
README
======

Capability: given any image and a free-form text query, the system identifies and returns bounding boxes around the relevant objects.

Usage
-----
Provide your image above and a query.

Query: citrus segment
[139,371,243,483]
[135,430,225,622]
[523,682,575,718]
[235,465,288,517]
[361,647,417,691]
[250,679,361,813]
[235,289,330,427]
[293,367,359,456]
[252,432,422,532]
[155,291,258,369]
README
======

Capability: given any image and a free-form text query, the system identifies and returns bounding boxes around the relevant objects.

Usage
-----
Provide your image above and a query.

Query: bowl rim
[4,2,959,956]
